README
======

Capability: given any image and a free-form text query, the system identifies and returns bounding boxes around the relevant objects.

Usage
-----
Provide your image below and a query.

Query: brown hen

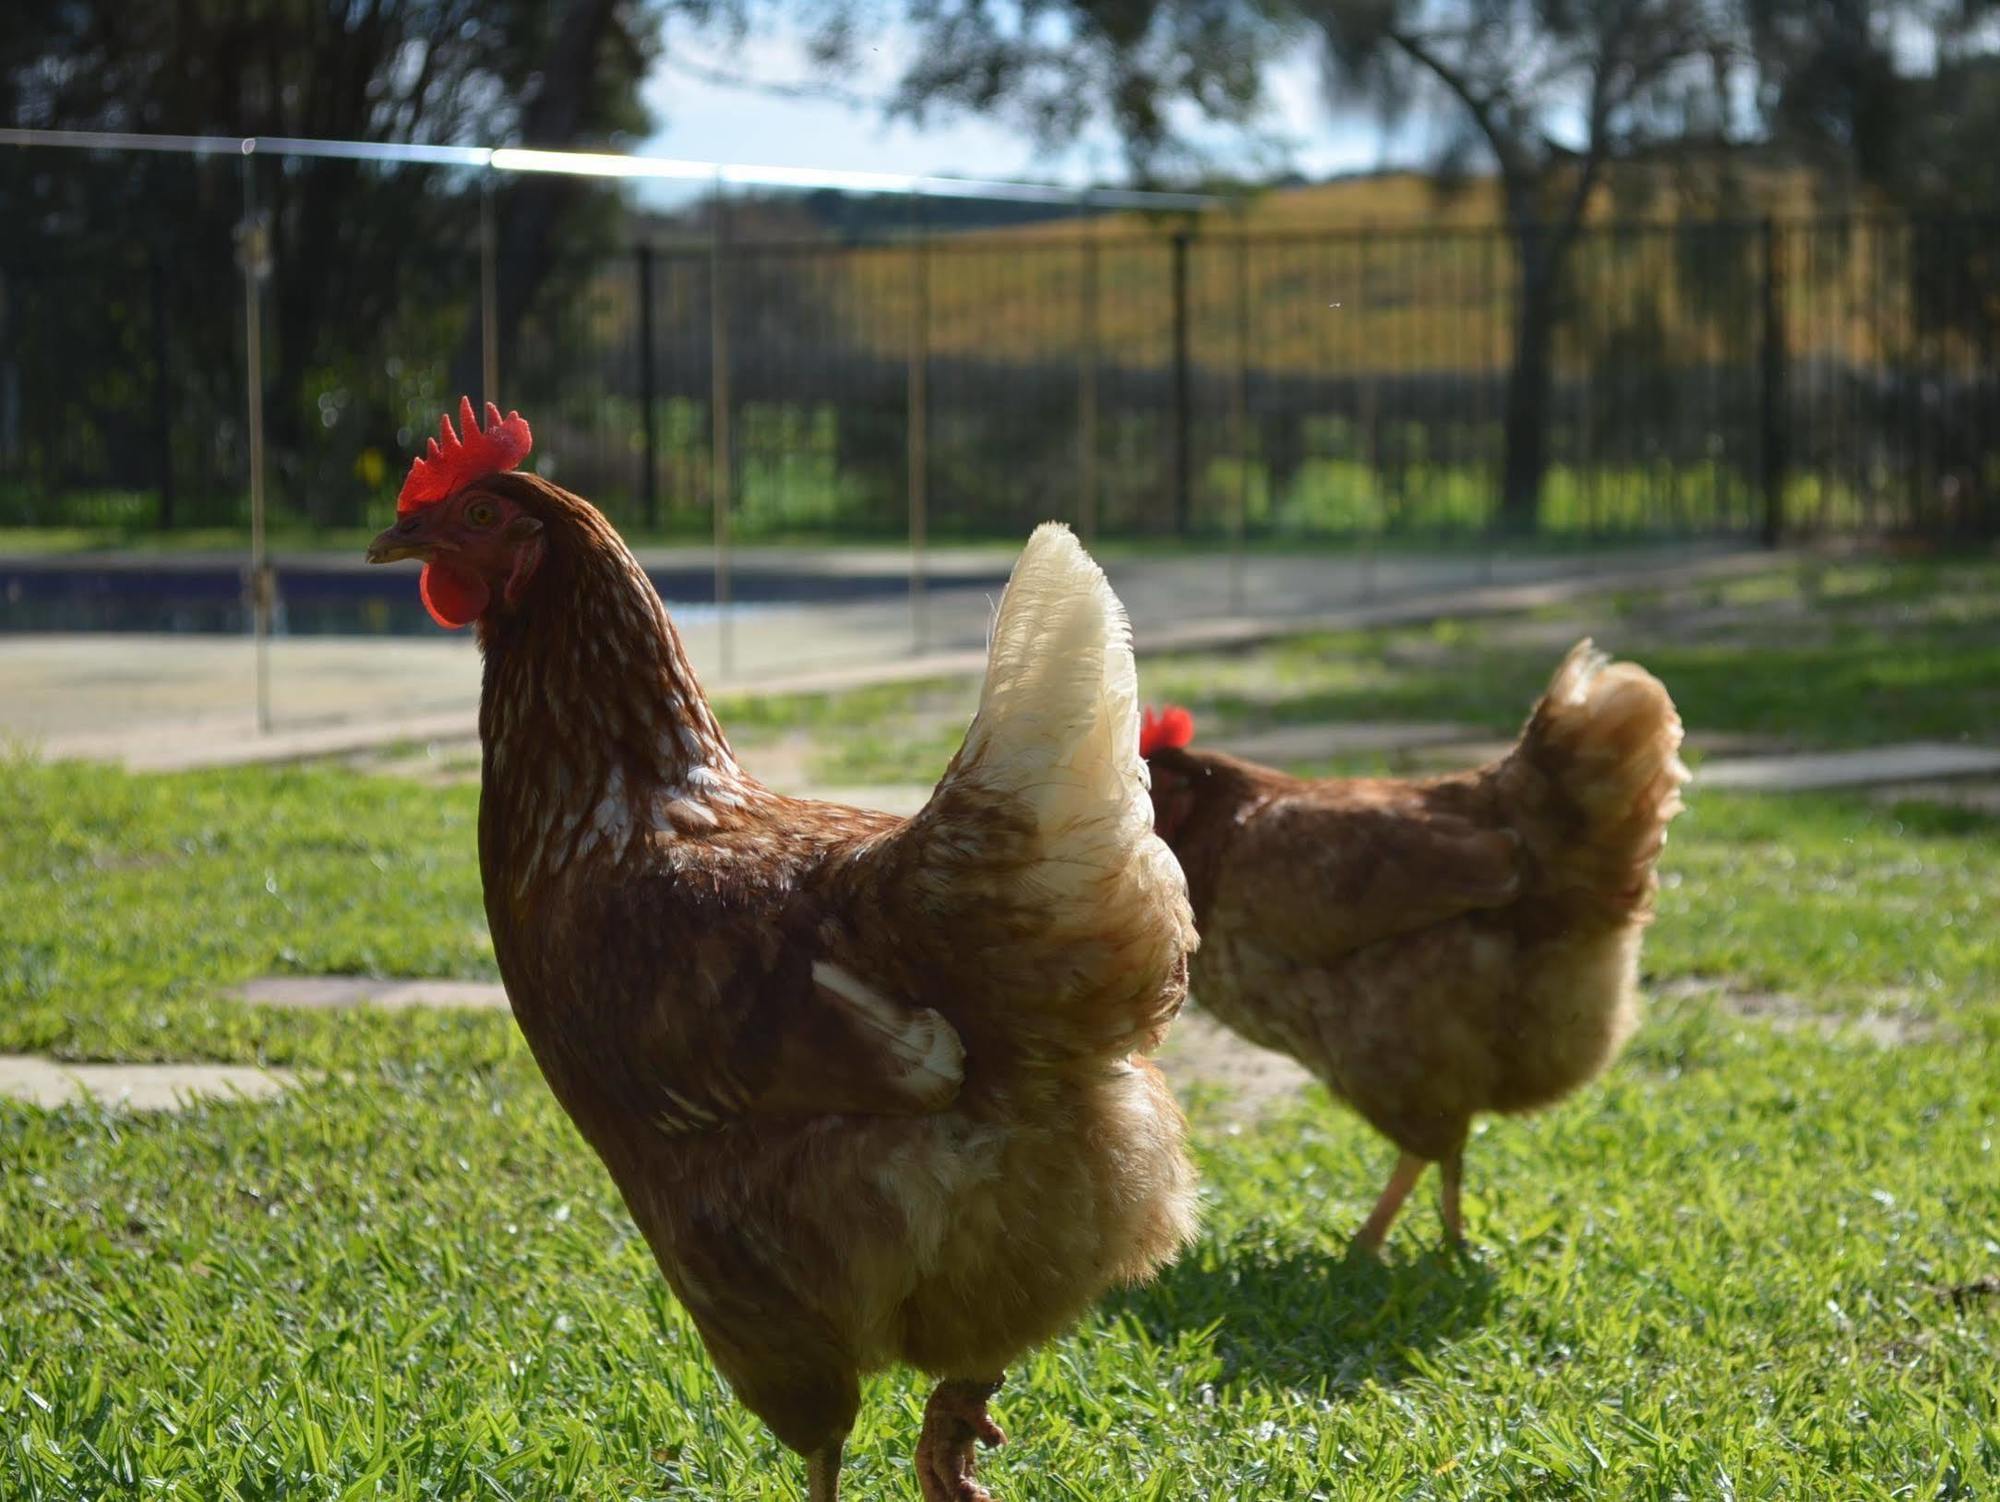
[365,402,1197,1500]
[1144,642,1687,1252]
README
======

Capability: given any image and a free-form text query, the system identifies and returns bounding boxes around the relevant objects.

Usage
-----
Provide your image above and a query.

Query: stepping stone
[1699,742,2000,793]
[0,1055,296,1112]
[371,980,511,1010]
[1868,779,2000,814]
[1408,728,1800,776]
[234,976,376,1009]
[235,977,509,1011]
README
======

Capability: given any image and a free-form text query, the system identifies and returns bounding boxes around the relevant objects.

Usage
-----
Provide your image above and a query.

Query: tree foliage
[1305,0,1743,520]
[798,0,1293,177]
[1744,0,2000,347]
[1,0,674,521]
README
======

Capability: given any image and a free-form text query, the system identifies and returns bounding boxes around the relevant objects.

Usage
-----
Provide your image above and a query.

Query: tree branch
[1382,24,1536,182]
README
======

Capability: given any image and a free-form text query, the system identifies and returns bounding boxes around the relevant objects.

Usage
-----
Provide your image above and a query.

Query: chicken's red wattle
[419,559,490,629]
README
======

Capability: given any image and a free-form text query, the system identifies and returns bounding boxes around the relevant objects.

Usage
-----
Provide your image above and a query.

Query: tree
[1745,0,2000,305]
[1305,0,1737,526]
[2,0,676,523]
[448,0,667,405]
[797,0,1290,178]
[807,0,1737,527]
[1741,0,2000,531]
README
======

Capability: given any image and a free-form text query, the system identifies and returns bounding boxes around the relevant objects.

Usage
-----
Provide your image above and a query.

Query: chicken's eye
[465,499,498,529]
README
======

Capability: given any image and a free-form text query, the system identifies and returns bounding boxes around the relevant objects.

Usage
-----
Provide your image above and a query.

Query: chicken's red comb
[1140,704,1195,758]
[397,397,533,514]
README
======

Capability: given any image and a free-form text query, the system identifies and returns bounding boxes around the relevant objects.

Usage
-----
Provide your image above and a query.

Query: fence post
[479,174,500,405]
[907,191,930,652]
[1229,229,1250,615]
[709,173,733,676]
[636,243,658,531]
[1759,217,1787,548]
[1077,208,1099,544]
[150,250,175,530]
[1170,228,1191,536]
[235,150,273,735]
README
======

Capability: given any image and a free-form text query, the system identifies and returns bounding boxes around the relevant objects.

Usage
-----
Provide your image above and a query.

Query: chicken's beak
[366,515,432,564]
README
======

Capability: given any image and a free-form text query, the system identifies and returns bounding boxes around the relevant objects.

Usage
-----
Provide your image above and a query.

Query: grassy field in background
[821,167,1903,375]
[3,554,1996,1497]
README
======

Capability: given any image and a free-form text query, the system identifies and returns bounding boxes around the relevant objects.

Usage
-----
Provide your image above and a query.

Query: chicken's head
[1139,704,1199,842]
[366,398,545,629]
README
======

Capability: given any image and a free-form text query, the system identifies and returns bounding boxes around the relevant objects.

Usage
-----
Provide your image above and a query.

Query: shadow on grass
[1111,1233,1496,1395]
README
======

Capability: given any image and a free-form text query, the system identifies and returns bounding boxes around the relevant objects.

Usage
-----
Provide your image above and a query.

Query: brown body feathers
[1146,642,1688,1246]
[442,478,1196,1495]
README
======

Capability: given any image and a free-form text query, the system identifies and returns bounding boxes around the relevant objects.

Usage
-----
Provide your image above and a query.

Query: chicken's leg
[1352,1151,1427,1255]
[1439,1148,1465,1247]
[807,1441,843,1502]
[916,1377,1005,1502]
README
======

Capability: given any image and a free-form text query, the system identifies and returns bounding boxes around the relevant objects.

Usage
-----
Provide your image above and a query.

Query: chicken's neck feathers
[477,531,754,895]
[1156,753,1286,920]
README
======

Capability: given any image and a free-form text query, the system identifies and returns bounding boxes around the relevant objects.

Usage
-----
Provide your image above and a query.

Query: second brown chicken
[1142,642,1688,1252]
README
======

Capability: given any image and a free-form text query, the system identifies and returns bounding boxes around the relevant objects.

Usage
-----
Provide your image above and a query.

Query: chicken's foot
[807,1440,844,1502]
[916,1377,1006,1502]
[1352,1152,1428,1255]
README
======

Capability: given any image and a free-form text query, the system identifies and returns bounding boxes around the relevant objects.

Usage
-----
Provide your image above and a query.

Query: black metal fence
[4,203,1995,542]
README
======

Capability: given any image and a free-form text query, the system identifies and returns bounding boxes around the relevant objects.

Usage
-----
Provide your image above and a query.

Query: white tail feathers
[930,523,1193,1057]
[954,522,1149,850]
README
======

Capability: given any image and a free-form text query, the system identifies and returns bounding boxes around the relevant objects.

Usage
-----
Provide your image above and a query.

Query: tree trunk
[1498,225,1561,533]
[449,0,623,404]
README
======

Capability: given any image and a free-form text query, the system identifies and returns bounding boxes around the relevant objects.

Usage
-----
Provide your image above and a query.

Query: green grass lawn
[751,555,2000,790]
[1146,556,2000,751]
[4,557,1997,1498]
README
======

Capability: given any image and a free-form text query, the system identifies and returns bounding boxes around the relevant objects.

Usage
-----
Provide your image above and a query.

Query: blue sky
[639,23,1430,187]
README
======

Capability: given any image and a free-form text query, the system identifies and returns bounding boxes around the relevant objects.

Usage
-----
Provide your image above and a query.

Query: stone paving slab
[1698,742,2000,792]
[1400,730,1809,775]
[234,976,378,1008]
[0,1055,297,1111]
[235,977,509,1011]
[1868,778,2000,814]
